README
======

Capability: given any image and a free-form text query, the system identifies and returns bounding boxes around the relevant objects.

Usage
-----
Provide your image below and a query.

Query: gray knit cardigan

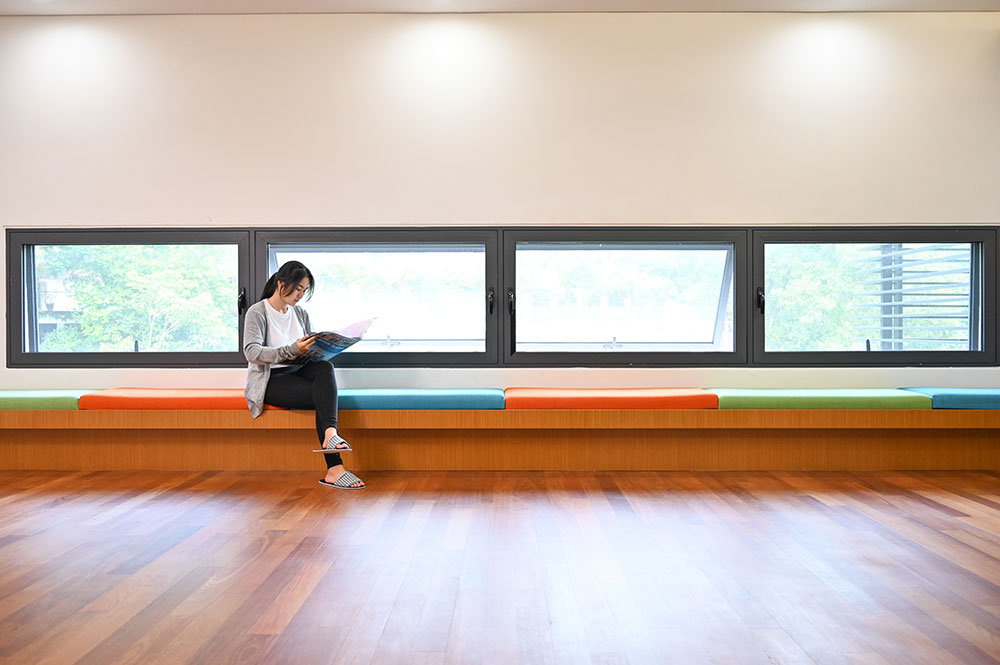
[243,300,313,418]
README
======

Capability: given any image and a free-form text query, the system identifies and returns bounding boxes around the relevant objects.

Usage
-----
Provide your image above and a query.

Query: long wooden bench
[3,391,1000,471]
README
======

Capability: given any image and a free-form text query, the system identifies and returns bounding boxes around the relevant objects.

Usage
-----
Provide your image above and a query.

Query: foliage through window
[7,226,994,368]
[764,242,981,353]
[29,244,239,353]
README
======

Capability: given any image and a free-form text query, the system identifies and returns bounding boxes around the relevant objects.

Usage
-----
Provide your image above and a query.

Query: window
[753,229,996,366]
[7,230,250,367]
[257,230,498,366]
[7,226,995,369]
[503,229,747,366]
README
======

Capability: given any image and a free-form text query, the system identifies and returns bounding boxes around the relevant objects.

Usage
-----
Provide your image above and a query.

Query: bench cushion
[0,390,92,410]
[79,388,249,410]
[338,389,505,410]
[504,388,718,409]
[78,388,505,411]
[903,388,1000,410]
[709,388,932,409]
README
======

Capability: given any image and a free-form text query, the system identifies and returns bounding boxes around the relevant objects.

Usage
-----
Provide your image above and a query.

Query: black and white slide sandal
[312,434,352,453]
[319,471,365,490]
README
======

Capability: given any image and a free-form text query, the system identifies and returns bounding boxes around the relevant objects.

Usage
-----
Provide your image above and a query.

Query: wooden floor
[1,471,999,665]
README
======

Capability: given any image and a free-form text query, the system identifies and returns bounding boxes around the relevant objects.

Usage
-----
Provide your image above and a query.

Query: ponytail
[259,261,315,302]
[259,273,280,301]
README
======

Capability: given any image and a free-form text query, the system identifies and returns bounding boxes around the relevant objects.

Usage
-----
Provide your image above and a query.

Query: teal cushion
[903,388,1000,410]
[708,388,932,410]
[0,389,92,410]
[338,388,505,410]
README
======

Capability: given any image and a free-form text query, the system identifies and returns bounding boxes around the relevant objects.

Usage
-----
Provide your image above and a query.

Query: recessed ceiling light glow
[374,18,510,119]
[759,19,887,107]
[4,21,132,121]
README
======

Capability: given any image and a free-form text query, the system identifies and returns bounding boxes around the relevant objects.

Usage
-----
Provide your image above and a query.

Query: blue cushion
[338,388,505,410]
[903,388,1000,410]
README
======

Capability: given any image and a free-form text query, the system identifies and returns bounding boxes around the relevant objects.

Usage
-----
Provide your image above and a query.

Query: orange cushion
[504,387,718,409]
[79,388,252,410]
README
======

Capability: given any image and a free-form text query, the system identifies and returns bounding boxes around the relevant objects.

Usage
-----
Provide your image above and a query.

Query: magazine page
[334,318,376,339]
[288,318,376,365]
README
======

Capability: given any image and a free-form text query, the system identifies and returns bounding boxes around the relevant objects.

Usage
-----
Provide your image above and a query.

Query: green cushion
[0,390,92,410]
[708,388,932,410]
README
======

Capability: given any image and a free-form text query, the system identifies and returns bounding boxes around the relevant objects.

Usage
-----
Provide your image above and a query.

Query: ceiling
[2,0,1000,15]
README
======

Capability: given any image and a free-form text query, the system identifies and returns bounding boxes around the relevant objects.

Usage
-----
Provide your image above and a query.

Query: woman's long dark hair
[260,261,315,302]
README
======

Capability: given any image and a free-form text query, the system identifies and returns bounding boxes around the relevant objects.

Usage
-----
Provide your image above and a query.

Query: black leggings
[264,361,342,469]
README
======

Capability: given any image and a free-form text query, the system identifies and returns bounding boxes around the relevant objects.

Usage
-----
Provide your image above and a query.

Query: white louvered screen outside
[763,242,981,353]
[856,243,978,352]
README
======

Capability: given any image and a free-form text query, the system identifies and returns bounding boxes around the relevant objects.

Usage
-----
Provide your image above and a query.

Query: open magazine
[288,318,376,365]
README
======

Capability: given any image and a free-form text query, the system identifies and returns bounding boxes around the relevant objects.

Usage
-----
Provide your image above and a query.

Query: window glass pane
[270,243,485,353]
[516,242,734,352]
[764,242,978,352]
[30,244,239,352]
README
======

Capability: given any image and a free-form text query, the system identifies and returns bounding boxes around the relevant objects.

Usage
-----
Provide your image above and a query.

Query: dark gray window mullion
[252,229,270,306]
[485,229,501,364]
[750,230,765,364]
[238,230,254,353]
[739,228,751,365]
[971,234,995,360]
[969,242,983,351]
[501,230,516,363]
[23,244,37,354]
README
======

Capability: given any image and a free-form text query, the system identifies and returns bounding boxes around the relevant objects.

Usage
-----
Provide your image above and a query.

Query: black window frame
[6,225,996,370]
[752,227,998,367]
[502,227,750,367]
[6,228,253,368]
[255,228,500,368]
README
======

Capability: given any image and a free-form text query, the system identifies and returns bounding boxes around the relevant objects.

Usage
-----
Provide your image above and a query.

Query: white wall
[1,12,998,389]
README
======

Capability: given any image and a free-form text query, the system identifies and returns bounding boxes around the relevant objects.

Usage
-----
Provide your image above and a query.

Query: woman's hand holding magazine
[291,318,376,364]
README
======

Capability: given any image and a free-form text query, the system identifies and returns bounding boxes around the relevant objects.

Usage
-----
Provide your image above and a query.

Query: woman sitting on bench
[243,260,365,490]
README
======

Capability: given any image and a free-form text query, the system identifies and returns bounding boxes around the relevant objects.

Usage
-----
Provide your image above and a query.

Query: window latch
[238,287,247,315]
[508,289,515,316]
[487,287,495,315]
[756,287,765,315]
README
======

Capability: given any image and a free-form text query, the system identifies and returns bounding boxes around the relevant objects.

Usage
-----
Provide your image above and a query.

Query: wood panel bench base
[2,427,998,471]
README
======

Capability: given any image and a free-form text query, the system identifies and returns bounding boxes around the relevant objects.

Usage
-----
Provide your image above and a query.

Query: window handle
[508,289,515,316]
[756,287,765,315]
[487,288,495,315]
[238,287,248,315]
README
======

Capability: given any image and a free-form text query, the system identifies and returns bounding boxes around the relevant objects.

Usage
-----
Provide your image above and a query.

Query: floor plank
[0,471,999,665]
